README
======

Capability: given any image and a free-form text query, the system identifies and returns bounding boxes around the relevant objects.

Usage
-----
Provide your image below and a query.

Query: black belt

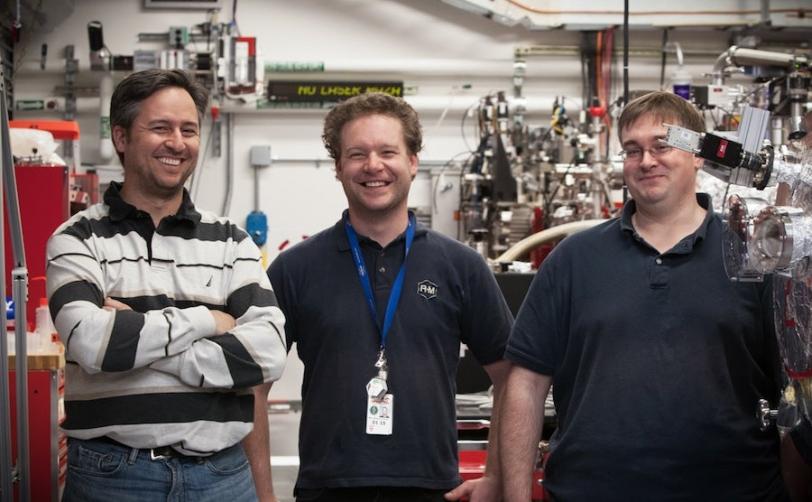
[98,436,207,461]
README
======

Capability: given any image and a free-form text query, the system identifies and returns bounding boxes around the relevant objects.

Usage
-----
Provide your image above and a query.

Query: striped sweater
[45,182,286,455]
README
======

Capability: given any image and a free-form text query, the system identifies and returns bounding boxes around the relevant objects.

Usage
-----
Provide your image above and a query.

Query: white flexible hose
[495,219,606,262]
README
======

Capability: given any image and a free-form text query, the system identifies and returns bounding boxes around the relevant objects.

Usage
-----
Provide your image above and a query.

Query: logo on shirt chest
[417,280,438,300]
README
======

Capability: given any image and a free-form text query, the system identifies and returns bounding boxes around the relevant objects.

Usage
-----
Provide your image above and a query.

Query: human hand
[444,475,501,502]
[104,298,132,311]
[211,310,236,335]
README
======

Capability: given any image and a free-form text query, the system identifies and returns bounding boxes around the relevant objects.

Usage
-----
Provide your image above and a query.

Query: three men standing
[46,71,790,501]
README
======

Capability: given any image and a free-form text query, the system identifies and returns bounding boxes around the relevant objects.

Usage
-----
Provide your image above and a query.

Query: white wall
[12,0,791,398]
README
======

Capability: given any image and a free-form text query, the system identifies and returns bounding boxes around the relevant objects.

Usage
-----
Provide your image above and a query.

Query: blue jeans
[62,437,257,502]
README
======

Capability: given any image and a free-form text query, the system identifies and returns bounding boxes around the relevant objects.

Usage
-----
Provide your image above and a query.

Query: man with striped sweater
[46,69,286,501]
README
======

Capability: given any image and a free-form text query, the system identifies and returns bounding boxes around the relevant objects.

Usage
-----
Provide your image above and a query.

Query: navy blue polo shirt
[791,416,812,465]
[268,212,512,490]
[507,193,786,501]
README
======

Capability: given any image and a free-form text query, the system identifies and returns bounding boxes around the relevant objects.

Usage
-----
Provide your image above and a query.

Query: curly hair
[322,93,423,160]
[618,91,705,143]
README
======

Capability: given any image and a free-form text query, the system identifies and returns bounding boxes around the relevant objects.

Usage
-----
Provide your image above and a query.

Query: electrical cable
[205,16,212,53]
[580,45,588,107]
[432,150,473,211]
[580,31,595,107]
[601,28,614,160]
[586,32,597,108]
[545,153,580,210]
[623,0,629,108]
[721,181,732,211]
[230,0,240,36]
[11,0,43,75]
[622,0,630,204]
[433,89,457,134]
[659,28,669,90]
[190,113,216,200]
[707,108,720,129]
[596,30,603,109]
[602,29,612,109]
[460,101,478,153]
[221,112,234,216]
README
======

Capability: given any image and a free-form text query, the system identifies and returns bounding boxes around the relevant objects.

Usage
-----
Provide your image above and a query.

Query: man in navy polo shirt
[268,93,512,502]
[499,91,788,500]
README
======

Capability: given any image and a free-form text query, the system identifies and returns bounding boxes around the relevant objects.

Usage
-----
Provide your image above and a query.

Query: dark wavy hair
[110,69,208,163]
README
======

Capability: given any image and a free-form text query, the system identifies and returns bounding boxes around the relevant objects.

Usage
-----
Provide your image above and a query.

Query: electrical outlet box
[250,145,272,167]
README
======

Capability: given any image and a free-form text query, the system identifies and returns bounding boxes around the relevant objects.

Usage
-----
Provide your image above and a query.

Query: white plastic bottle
[35,298,56,354]
[5,298,14,355]
[671,67,692,101]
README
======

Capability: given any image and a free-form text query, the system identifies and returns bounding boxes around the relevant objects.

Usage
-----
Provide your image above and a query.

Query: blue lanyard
[344,213,415,350]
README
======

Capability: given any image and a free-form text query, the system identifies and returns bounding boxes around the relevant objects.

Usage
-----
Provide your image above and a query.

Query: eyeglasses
[620,143,674,163]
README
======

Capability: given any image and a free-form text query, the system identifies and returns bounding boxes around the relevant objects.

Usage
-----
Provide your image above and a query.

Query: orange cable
[504,0,808,16]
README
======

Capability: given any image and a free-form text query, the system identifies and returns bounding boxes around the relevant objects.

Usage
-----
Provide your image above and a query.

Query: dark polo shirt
[268,212,512,490]
[507,194,786,501]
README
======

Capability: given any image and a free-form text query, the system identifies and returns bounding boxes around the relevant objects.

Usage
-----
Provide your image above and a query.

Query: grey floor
[266,393,522,502]
[269,408,301,502]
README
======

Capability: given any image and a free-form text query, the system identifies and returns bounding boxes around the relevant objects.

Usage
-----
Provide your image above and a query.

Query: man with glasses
[499,91,787,500]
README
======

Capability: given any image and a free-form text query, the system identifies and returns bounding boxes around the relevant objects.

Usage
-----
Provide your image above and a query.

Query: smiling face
[621,114,702,211]
[335,113,418,222]
[112,86,200,201]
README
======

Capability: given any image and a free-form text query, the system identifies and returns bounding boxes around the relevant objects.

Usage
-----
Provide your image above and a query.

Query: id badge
[366,394,394,435]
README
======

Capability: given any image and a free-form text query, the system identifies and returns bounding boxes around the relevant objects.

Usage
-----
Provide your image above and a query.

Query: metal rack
[0,51,31,502]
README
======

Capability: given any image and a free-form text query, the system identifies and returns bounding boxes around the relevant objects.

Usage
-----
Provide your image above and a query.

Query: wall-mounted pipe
[712,46,810,84]
[222,95,585,115]
[16,50,722,78]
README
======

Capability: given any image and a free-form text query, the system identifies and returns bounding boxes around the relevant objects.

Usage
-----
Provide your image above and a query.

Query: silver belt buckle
[149,447,171,460]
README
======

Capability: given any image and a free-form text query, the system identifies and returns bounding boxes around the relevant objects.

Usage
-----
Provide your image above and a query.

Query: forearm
[482,360,510,483]
[782,431,812,502]
[149,302,286,388]
[150,243,288,388]
[47,232,228,374]
[51,291,216,373]
[243,383,276,502]
[499,366,550,501]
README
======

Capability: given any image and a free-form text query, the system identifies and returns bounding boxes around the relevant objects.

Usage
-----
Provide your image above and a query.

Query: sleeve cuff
[504,346,555,376]
[187,305,218,339]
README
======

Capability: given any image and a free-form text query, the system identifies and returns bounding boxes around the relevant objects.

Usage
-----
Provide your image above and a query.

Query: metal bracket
[757,398,778,431]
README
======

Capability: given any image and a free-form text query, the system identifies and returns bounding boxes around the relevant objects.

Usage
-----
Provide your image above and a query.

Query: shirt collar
[104,181,202,225]
[620,192,714,247]
[334,209,428,251]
